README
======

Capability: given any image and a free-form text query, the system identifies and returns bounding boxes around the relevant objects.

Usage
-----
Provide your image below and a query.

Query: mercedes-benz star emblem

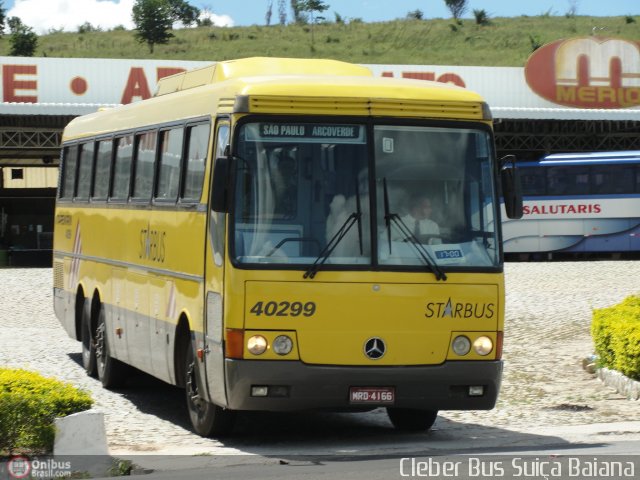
[364,337,386,360]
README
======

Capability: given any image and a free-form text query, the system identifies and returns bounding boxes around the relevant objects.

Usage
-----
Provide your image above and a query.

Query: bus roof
[63,57,489,142]
[155,57,374,96]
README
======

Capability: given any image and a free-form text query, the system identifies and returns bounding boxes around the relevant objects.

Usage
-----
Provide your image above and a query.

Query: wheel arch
[89,287,104,339]
[174,313,192,388]
[74,284,87,341]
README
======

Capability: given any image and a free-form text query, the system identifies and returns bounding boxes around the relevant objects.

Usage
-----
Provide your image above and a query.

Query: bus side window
[156,128,184,202]
[210,122,229,266]
[132,131,157,202]
[75,142,95,202]
[111,135,134,201]
[591,165,634,195]
[182,123,211,202]
[60,145,78,200]
[92,139,113,201]
[521,167,545,197]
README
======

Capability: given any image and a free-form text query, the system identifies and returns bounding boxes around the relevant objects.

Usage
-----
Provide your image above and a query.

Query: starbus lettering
[55,214,72,225]
[139,225,166,263]
[425,298,495,319]
[523,204,602,215]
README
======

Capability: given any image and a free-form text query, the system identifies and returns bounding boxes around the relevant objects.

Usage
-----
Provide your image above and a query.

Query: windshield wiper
[303,211,361,279]
[355,179,364,255]
[382,178,447,281]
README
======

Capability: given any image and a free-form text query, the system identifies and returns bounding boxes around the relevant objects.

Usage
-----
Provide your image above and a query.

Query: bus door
[203,120,230,406]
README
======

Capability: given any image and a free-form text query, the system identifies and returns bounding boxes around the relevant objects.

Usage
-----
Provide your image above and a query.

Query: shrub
[529,34,543,52]
[406,10,424,21]
[473,9,491,26]
[0,369,93,454]
[592,296,640,381]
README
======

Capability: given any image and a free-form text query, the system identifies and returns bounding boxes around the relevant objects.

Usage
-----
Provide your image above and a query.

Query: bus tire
[185,341,235,437]
[386,408,438,432]
[80,299,97,377]
[95,303,128,389]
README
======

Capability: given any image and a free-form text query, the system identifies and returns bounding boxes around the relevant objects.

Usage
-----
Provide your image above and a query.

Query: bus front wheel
[185,342,235,437]
[386,408,438,432]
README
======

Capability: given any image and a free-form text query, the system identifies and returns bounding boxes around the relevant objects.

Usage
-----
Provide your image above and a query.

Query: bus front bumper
[224,359,502,411]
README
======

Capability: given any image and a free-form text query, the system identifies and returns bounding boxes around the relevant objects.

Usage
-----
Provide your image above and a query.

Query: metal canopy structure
[0,106,93,166]
[2,110,639,167]
[494,118,640,162]
[1,53,639,166]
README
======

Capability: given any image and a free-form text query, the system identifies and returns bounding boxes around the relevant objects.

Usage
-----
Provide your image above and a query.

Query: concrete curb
[54,409,109,455]
[597,367,640,401]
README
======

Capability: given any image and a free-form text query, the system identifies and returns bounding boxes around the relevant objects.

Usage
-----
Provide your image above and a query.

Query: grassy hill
[0,15,637,66]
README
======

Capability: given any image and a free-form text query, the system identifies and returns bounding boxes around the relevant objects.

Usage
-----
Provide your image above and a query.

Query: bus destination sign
[251,123,364,142]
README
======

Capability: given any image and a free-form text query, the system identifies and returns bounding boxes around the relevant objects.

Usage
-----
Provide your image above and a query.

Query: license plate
[349,387,395,404]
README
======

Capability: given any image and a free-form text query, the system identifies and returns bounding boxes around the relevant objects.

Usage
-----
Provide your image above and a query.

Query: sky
[1,0,638,34]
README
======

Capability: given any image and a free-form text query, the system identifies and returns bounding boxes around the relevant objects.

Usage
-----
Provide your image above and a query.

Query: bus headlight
[247,335,268,355]
[452,335,471,356]
[272,335,293,355]
[473,336,493,356]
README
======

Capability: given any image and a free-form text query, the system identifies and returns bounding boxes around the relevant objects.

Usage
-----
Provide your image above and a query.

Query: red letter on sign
[121,67,151,104]
[402,72,436,81]
[3,64,38,103]
[436,73,465,87]
[157,67,185,81]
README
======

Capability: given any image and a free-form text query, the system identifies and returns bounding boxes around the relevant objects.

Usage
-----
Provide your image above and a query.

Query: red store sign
[525,37,640,109]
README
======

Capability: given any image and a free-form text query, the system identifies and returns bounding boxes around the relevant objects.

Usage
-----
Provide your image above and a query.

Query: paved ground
[1,262,638,455]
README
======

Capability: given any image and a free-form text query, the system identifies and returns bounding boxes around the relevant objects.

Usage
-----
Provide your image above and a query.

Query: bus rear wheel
[386,408,438,432]
[185,343,235,437]
[95,304,128,389]
[80,300,97,377]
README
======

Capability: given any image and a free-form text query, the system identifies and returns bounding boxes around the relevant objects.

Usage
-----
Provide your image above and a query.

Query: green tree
[132,0,199,53]
[299,0,329,24]
[278,0,287,24]
[265,0,273,25]
[168,0,200,26]
[290,0,304,23]
[7,17,38,56]
[132,0,175,53]
[77,22,101,33]
[444,0,467,20]
[0,0,6,35]
[298,0,329,49]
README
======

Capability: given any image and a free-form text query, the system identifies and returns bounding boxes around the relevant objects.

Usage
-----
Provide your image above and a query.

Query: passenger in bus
[326,192,370,258]
[396,193,440,243]
[271,150,298,219]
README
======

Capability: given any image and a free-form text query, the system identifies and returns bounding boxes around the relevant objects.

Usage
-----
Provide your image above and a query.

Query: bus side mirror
[500,155,523,220]
[211,156,230,213]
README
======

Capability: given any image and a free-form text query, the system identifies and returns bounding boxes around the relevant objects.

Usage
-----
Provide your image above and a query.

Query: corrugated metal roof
[0,102,119,116]
[491,106,640,121]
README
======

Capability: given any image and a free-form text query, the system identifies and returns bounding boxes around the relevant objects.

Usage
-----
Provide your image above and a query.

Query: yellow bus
[53,57,522,436]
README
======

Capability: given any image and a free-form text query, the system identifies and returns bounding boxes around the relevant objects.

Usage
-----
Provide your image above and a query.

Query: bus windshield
[232,121,499,270]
